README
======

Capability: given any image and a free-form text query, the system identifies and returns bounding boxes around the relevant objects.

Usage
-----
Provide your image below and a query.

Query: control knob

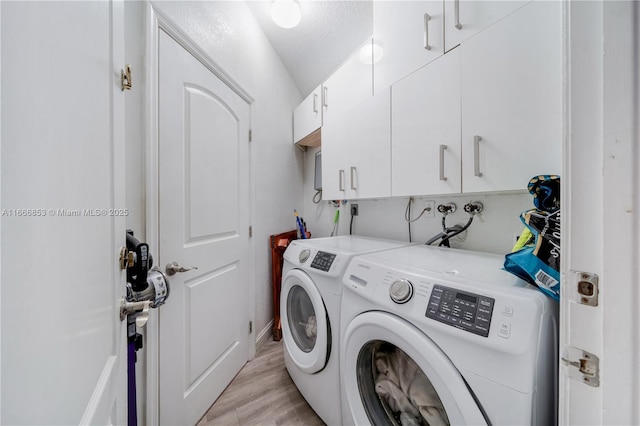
[389,279,414,304]
[299,249,311,263]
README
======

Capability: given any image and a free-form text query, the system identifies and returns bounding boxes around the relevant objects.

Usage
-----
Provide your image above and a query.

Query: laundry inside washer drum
[287,285,318,352]
[357,341,449,426]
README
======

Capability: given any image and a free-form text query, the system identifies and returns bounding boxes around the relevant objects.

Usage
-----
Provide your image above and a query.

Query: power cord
[405,198,434,242]
[349,213,355,235]
[406,198,413,242]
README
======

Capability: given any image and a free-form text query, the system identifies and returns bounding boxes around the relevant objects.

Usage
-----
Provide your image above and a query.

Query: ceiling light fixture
[271,0,301,29]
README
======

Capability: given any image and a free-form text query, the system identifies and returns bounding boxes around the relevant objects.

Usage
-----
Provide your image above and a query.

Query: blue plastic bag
[504,176,561,301]
[504,209,560,300]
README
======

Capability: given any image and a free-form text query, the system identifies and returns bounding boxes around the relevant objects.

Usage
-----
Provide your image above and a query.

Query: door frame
[144,4,255,424]
[561,0,640,424]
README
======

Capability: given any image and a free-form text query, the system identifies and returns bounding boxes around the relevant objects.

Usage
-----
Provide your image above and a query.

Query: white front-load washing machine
[340,244,558,426]
[281,236,413,426]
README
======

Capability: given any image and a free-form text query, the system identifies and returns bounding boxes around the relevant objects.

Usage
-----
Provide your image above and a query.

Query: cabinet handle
[339,169,345,191]
[350,166,357,190]
[323,86,328,108]
[439,144,448,181]
[454,0,462,30]
[474,135,483,177]
[313,93,318,113]
[423,13,432,51]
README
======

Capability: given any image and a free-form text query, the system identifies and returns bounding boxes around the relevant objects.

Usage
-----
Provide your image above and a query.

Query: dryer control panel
[310,251,337,272]
[426,285,495,337]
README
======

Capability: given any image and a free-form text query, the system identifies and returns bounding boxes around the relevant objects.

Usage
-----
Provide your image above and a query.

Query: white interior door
[157,30,251,426]
[1,1,127,424]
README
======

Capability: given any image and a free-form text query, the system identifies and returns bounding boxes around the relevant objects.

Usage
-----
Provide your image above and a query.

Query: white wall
[302,146,533,255]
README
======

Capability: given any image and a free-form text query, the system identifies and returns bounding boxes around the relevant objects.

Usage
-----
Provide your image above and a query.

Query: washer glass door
[281,269,329,374]
[343,312,488,426]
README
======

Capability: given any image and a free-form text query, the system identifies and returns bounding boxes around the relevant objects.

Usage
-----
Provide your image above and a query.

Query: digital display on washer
[456,292,477,304]
[425,284,495,337]
[310,251,336,272]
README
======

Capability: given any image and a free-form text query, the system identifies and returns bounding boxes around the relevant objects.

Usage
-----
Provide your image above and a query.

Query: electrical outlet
[425,200,435,218]
[351,204,359,216]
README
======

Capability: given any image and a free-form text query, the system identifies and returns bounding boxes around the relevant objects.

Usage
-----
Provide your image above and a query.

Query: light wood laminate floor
[197,340,326,426]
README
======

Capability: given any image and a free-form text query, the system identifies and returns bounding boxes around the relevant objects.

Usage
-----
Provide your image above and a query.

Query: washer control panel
[426,284,495,337]
[310,251,337,272]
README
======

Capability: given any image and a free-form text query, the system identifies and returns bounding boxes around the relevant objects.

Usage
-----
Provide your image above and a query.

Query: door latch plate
[572,271,599,306]
[561,346,600,387]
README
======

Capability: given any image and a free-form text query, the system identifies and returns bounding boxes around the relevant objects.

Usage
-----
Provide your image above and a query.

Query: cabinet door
[392,49,461,197]
[444,0,530,51]
[461,1,562,193]
[322,90,391,200]
[321,119,348,201]
[346,90,392,199]
[323,37,373,126]
[293,85,322,143]
[373,1,444,93]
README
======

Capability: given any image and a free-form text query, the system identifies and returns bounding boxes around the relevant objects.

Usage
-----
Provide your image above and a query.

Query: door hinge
[249,226,253,238]
[121,64,132,91]
[572,271,599,306]
[249,129,252,142]
[561,346,600,387]
[249,321,253,333]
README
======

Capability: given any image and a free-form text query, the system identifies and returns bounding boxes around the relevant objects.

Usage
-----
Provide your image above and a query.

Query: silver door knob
[165,261,198,276]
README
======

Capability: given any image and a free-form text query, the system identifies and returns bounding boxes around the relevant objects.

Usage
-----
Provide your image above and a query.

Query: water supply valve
[437,203,457,215]
[464,201,484,215]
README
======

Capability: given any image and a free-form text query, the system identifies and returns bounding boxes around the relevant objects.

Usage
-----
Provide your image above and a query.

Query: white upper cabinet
[311,0,561,199]
[444,0,530,51]
[460,1,562,193]
[392,49,461,196]
[322,89,391,200]
[373,1,444,93]
[293,84,323,144]
[293,37,373,145]
[322,36,373,125]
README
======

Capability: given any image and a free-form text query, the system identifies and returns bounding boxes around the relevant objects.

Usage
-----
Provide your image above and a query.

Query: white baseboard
[255,320,274,352]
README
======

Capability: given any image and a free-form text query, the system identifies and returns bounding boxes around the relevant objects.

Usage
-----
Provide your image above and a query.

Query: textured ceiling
[246,0,373,98]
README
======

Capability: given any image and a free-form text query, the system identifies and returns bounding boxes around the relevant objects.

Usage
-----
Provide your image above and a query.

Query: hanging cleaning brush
[330,209,340,237]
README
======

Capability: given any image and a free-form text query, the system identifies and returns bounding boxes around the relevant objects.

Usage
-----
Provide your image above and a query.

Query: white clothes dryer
[340,244,558,426]
[281,236,413,426]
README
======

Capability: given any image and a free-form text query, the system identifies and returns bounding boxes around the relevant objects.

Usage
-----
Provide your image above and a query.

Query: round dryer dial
[299,249,311,263]
[389,279,414,304]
